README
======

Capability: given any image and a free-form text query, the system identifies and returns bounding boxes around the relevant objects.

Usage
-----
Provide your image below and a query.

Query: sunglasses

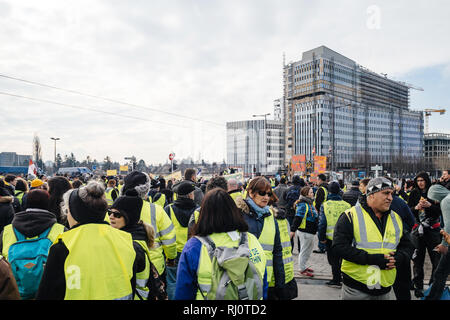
[108,209,124,218]
[257,190,273,197]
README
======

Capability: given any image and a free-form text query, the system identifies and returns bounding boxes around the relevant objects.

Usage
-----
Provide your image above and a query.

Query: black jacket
[332,196,415,296]
[165,197,198,228]
[407,172,442,227]
[343,186,361,207]
[314,182,329,212]
[0,195,14,235]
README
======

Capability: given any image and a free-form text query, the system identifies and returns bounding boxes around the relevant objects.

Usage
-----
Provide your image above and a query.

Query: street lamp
[253,113,271,175]
[50,137,60,167]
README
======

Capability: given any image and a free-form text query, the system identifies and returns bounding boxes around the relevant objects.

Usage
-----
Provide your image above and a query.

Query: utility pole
[50,137,60,169]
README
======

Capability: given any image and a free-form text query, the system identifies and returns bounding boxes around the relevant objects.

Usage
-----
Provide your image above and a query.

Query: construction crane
[424,108,446,134]
[397,81,424,91]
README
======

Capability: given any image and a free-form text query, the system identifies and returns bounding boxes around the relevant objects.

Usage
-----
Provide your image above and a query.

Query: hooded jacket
[408,172,442,228]
[165,197,198,228]
[343,186,362,207]
[428,184,450,247]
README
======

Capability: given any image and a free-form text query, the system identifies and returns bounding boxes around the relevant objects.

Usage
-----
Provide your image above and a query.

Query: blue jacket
[318,193,342,241]
[174,236,268,300]
[291,199,318,234]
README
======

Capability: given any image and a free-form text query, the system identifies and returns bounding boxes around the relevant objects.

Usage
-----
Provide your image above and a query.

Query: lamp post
[253,113,271,175]
[50,137,60,168]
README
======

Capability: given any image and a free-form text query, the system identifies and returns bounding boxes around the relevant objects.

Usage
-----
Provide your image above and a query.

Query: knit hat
[31,179,44,188]
[110,196,143,226]
[366,177,393,196]
[68,189,107,224]
[122,171,151,199]
[292,175,305,187]
[177,181,196,196]
[328,181,341,195]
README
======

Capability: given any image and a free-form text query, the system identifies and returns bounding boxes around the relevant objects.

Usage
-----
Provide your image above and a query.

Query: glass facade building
[227,120,284,175]
[283,46,424,172]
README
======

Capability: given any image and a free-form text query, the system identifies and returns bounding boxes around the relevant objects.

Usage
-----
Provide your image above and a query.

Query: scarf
[246,197,271,218]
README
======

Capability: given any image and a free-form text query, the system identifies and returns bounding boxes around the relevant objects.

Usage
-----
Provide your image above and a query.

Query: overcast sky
[1,0,449,166]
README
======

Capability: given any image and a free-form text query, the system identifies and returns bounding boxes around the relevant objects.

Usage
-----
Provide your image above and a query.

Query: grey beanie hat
[366,177,393,196]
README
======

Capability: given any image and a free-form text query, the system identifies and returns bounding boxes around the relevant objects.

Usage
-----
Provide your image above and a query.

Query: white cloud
[0,0,449,165]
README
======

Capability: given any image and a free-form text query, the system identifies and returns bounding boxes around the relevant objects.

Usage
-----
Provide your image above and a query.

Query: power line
[0,73,224,127]
[0,90,199,130]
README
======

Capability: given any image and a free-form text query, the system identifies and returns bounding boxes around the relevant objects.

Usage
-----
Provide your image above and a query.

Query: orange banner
[291,154,306,173]
[314,156,327,174]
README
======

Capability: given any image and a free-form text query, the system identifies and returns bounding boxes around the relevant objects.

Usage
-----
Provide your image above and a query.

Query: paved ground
[290,233,443,300]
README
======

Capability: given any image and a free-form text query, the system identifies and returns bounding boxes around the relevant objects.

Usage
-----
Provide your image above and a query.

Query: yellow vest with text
[322,200,351,240]
[1,223,66,259]
[168,204,200,253]
[56,223,136,300]
[269,217,293,286]
[340,204,403,289]
[195,231,266,300]
[140,201,177,275]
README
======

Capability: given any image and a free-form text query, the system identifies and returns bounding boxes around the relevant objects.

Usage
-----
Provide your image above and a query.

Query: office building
[424,133,450,169]
[283,45,424,172]
[0,152,32,167]
[227,119,284,175]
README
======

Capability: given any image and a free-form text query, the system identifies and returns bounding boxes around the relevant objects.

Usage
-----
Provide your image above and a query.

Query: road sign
[371,165,383,171]
[92,165,96,170]
[169,153,175,161]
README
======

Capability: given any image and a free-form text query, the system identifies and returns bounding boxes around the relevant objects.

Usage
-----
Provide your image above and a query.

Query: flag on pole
[197,168,202,177]
[28,159,37,175]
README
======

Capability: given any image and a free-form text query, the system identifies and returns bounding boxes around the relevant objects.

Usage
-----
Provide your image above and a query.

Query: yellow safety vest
[1,223,66,260]
[140,201,177,275]
[322,200,351,240]
[105,187,118,206]
[229,191,243,202]
[195,231,266,300]
[55,223,136,300]
[341,204,403,289]
[313,186,328,209]
[269,218,294,287]
[298,202,316,231]
[152,193,166,208]
[134,240,152,300]
[168,205,200,253]
[257,211,276,283]
[14,190,25,205]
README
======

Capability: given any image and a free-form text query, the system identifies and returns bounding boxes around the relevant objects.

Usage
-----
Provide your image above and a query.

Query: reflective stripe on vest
[269,218,294,286]
[1,222,66,260]
[257,211,276,282]
[134,240,152,300]
[57,224,135,300]
[140,201,177,275]
[323,200,351,240]
[195,232,266,300]
[340,204,403,288]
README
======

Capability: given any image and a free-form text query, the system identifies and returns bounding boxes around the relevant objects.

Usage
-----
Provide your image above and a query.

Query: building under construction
[282,46,423,174]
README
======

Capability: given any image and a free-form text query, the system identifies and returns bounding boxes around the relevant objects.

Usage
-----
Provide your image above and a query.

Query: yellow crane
[424,108,446,134]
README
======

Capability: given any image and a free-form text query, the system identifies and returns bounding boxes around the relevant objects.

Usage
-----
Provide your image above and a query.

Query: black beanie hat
[69,189,107,224]
[177,181,196,196]
[110,196,143,226]
[122,171,151,199]
[328,181,341,195]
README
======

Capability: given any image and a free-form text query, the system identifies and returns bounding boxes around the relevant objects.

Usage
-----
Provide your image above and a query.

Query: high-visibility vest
[105,187,117,206]
[134,240,152,300]
[341,204,403,289]
[270,179,276,189]
[195,231,266,300]
[168,205,200,253]
[152,193,166,208]
[1,223,66,259]
[322,200,351,240]
[55,223,135,300]
[257,211,276,283]
[118,184,123,195]
[298,202,316,231]
[140,201,177,275]
[14,190,25,205]
[229,191,243,202]
[269,218,294,287]
[313,186,328,209]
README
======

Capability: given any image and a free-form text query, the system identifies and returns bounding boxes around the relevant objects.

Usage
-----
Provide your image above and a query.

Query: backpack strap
[195,236,216,260]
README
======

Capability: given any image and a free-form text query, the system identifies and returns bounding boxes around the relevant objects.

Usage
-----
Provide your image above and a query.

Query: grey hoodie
[428,184,450,247]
